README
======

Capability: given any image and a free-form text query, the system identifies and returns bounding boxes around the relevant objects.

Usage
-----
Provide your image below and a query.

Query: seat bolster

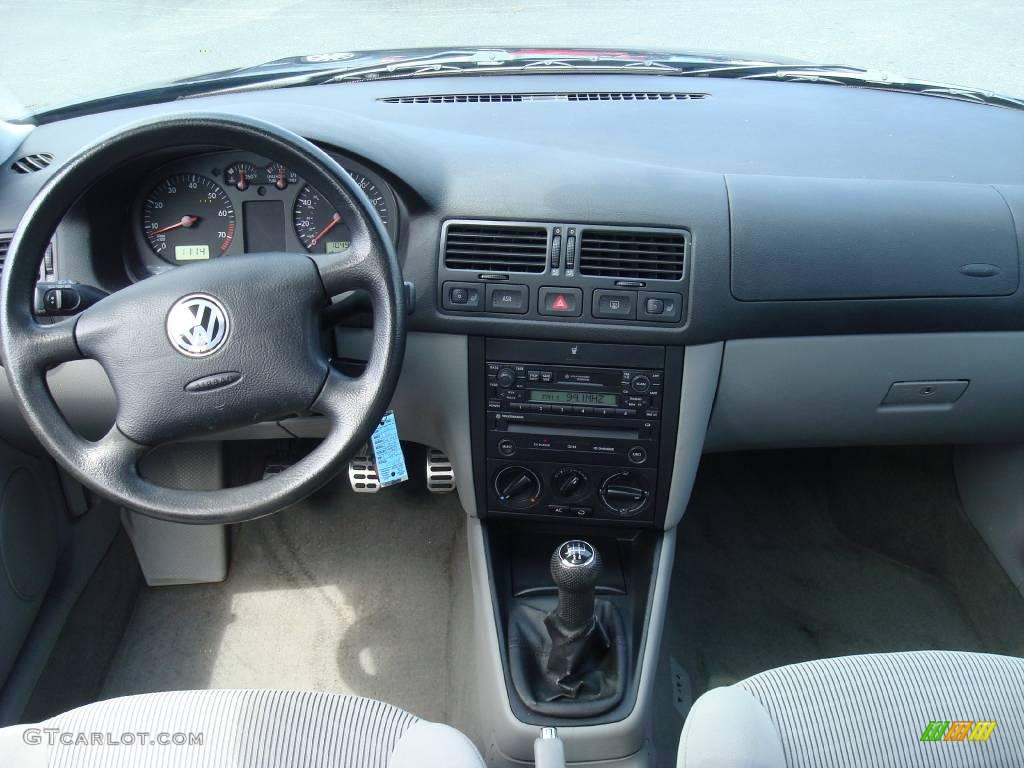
[677,685,786,768]
[389,720,484,768]
[0,724,46,768]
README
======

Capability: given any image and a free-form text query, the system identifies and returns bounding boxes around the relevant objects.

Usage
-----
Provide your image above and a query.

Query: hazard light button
[539,286,583,317]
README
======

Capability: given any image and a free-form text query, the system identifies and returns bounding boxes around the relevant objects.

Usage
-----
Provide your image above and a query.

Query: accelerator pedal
[348,445,380,493]
[425,447,456,493]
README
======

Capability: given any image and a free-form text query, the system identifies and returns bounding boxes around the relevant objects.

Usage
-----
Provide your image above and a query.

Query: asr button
[486,284,529,314]
[539,286,583,317]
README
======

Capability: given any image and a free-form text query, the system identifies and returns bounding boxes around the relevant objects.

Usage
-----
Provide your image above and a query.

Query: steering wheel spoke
[11,316,83,370]
[80,426,149,481]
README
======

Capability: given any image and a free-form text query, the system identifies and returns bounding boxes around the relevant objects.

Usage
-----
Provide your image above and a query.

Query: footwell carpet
[102,480,464,722]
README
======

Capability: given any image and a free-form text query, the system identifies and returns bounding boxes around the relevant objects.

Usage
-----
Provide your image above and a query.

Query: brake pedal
[348,446,380,493]
[425,448,456,493]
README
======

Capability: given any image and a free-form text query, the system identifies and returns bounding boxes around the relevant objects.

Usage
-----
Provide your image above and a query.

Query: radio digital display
[529,390,618,406]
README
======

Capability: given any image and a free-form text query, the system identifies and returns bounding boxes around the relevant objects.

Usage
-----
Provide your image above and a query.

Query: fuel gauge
[264,162,298,190]
[224,162,258,191]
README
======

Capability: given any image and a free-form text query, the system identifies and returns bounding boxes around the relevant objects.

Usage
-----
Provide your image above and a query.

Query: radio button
[540,370,554,382]
[645,409,660,418]
[628,446,648,465]
[631,375,652,393]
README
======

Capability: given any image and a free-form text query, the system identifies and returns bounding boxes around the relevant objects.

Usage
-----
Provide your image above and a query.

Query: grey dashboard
[2,72,1024,453]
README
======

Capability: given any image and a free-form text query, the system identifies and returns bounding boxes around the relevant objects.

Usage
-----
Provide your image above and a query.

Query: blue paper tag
[370,411,408,488]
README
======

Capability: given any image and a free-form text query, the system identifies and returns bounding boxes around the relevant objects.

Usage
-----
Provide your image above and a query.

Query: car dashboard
[2,73,1024,529]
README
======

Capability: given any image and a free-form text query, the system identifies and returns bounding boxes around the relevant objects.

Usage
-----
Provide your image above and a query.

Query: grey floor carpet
[653,448,1024,766]
[102,479,465,722]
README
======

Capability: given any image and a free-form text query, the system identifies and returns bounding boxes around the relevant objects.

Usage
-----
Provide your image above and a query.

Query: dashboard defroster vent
[579,228,686,280]
[443,223,548,273]
[380,92,706,104]
[10,152,54,174]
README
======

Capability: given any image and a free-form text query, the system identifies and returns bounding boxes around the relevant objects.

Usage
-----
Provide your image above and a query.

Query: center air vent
[579,228,686,280]
[443,223,548,273]
[10,153,54,174]
[380,92,705,104]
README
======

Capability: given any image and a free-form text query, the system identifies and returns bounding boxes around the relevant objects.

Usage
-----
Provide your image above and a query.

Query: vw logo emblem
[166,294,229,357]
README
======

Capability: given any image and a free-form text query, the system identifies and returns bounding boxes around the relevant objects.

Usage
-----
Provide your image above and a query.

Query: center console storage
[470,338,682,528]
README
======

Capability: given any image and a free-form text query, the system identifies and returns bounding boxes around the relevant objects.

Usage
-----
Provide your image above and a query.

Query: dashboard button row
[443,281,682,322]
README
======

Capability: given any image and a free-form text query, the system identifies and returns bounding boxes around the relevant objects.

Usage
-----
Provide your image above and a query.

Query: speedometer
[142,174,235,263]
[292,171,393,254]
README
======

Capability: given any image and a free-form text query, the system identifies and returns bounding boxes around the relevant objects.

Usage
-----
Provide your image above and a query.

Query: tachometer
[292,172,392,254]
[142,174,235,263]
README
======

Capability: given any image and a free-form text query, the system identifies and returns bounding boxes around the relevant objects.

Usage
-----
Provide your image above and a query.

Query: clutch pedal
[425,447,456,493]
[348,445,380,493]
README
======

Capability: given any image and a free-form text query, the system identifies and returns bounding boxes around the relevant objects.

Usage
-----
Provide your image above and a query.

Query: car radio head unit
[472,338,682,527]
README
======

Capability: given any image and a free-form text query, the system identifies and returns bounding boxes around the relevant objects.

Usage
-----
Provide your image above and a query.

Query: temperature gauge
[224,162,258,191]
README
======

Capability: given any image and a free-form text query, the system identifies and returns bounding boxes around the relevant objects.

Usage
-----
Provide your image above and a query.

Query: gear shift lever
[550,540,601,633]
[507,537,626,716]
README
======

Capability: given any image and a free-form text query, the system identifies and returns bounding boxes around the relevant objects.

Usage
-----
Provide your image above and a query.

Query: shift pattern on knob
[550,540,602,631]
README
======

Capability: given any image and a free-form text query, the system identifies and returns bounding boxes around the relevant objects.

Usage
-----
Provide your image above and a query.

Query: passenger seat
[678,651,1024,767]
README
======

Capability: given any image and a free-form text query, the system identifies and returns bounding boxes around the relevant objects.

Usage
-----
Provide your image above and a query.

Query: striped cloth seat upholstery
[678,651,1024,768]
[0,689,483,767]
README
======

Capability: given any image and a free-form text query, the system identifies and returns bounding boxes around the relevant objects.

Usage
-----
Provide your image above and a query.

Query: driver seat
[0,689,484,767]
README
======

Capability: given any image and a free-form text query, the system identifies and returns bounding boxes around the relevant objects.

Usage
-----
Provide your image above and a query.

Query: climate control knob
[496,367,516,388]
[552,467,589,500]
[494,465,542,510]
[599,471,650,517]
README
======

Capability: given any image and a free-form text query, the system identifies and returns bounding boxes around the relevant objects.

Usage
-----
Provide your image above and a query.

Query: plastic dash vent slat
[10,152,54,174]
[444,223,548,273]
[579,229,686,279]
[0,233,11,273]
[380,92,705,104]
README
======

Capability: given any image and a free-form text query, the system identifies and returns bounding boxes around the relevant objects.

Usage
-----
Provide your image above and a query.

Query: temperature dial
[493,466,542,510]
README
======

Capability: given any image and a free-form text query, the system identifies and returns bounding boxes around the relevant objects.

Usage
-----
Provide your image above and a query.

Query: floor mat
[654,448,1024,765]
[101,480,464,722]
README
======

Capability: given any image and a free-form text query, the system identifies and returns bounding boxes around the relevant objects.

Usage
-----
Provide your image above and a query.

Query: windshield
[2,1,1022,119]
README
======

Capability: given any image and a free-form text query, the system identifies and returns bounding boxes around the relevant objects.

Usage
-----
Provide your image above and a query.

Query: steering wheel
[0,114,405,523]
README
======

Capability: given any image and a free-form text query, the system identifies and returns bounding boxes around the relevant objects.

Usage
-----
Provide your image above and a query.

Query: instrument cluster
[132,151,399,271]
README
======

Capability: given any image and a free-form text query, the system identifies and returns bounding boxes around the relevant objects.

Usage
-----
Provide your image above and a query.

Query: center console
[471,338,682,528]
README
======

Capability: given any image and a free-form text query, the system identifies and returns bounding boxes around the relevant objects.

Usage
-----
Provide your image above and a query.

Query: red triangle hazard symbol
[552,295,569,311]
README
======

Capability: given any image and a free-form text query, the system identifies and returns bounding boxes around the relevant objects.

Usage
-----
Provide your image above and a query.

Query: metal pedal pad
[348,446,380,493]
[425,447,456,493]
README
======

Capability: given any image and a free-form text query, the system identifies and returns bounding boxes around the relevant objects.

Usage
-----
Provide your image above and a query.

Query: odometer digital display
[174,244,210,261]
[529,390,618,405]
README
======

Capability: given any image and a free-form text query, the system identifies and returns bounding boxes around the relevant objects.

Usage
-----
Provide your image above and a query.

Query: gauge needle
[309,213,342,246]
[149,215,199,237]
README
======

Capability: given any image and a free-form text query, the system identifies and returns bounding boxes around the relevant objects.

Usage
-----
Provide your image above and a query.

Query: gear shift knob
[550,540,602,631]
